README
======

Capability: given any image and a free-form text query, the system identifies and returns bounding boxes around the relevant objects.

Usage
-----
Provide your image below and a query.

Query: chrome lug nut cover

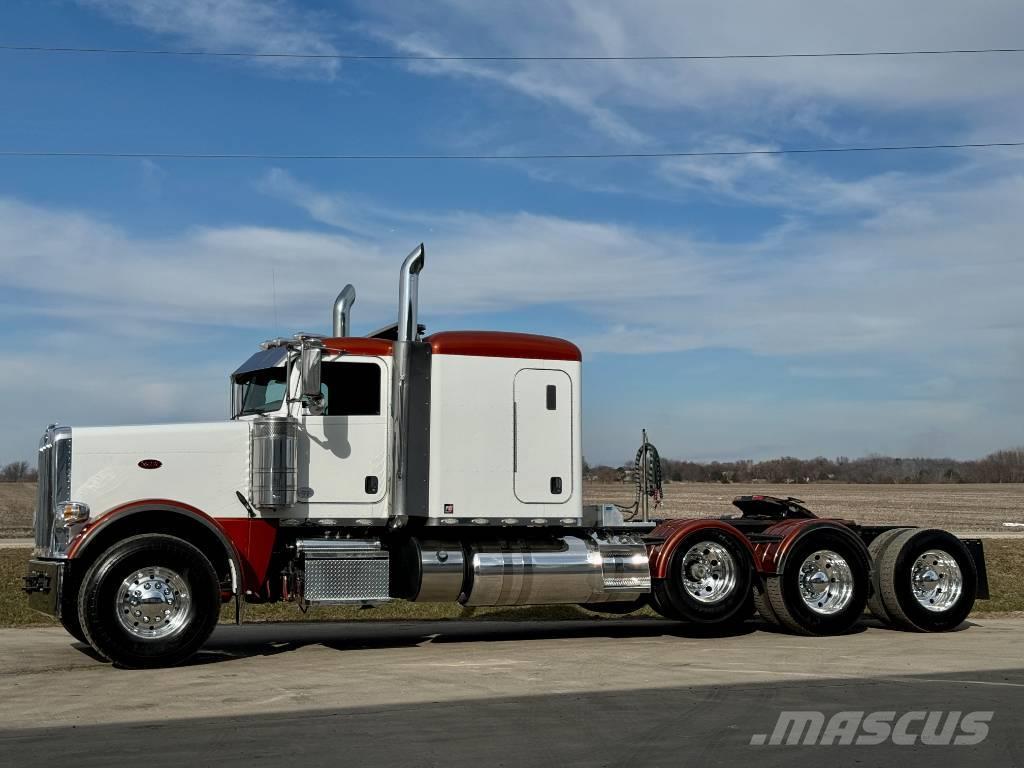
[681,541,738,604]
[911,549,963,612]
[116,566,193,640]
[798,549,855,615]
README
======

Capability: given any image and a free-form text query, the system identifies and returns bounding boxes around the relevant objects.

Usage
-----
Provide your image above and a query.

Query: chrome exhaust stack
[390,244,425,526]
[331,283,356,337]
[397,244,425,343]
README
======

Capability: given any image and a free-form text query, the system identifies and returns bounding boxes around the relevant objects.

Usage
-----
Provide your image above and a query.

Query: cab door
[513,368,573,503]
[297,358,388,505]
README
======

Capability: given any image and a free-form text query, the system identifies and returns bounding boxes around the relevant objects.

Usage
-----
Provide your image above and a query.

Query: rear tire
[78,534,220,668]
[646,586,683,620]
[752,580,780,626]
[764,529,869,635]
[876,529,977,632]
[866,528,912,624]
[653,529,753,626]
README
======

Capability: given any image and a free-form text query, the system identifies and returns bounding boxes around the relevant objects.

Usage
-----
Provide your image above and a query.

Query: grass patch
[0,549,58,628]
[974,539,1024,614]
[2,541,1020,628]
[0,483,36,538]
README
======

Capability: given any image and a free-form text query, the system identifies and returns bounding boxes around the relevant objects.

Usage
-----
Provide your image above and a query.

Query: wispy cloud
[256,168,434,237]
[654,137,996,214]
[361,0,1024,146]
[593,396,996,462]
[380,34,651,146]
[4,160,1022,360]
[78,0,341,77]
[2,161,1022,462]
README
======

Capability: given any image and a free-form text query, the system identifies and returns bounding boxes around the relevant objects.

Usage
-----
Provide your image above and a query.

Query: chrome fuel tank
[463,533,650,606]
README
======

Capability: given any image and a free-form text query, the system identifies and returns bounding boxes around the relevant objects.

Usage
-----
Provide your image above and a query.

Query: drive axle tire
[765,529,869,635]
[647,586,683,620]
[866,528,912,624]
[78,534,220,668]
[752,581,780,626]
[875,529,977,632]
[653,529,753,626]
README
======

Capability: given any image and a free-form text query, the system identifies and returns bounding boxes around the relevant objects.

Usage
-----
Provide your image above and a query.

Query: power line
[0,142,1022,161]
[1,43,1023,62]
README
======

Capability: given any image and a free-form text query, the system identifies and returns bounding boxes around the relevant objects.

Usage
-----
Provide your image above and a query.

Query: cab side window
[320,361,382,416]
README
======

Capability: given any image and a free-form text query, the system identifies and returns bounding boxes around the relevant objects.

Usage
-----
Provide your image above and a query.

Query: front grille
[33,427,72,558]
[33,433,54,555]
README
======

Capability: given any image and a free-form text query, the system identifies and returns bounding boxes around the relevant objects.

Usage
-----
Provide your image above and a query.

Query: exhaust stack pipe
[390,244,425,527]
[397,244,425,343]
[331,284,356,337]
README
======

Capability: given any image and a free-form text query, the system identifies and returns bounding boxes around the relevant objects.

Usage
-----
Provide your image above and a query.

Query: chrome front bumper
[23,559,65,618]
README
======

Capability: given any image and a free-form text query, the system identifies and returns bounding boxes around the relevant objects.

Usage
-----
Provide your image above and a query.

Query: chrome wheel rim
[681,541,738,604]
[798,550,855,615]
[911,549,963,613]
[115,566,192,640]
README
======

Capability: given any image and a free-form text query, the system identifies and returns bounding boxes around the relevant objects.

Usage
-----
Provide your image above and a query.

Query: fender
[66,499,274,595]
[754,518,869,576]
[646,519,756,580]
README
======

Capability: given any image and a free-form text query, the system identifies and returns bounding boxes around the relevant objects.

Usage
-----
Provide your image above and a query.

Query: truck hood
[71,422,251,521]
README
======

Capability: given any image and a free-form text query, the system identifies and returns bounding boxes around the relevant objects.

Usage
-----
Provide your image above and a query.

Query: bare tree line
[0,461,36,483]
[6,447,1024,485]
[586,448,1024,485]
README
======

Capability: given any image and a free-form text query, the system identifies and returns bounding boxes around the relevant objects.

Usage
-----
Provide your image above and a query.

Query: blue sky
[1,0,1022,465]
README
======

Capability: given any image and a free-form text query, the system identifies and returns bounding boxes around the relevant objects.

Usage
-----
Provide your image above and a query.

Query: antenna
[271,267,280,335]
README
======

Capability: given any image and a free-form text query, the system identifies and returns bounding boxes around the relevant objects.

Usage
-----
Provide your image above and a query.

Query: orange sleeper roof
[323,330,581,362]
[426,331,582,361]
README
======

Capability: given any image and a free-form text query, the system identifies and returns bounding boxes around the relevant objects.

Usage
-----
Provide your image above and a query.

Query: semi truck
[23,245,988,667]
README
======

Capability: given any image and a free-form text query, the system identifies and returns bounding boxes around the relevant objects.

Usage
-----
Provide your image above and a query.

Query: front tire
[59,602,88,644]
[57,567,88,644]
[78,534,220,668]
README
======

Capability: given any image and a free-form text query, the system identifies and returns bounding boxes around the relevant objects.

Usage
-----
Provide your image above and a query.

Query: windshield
[235,368,287,416]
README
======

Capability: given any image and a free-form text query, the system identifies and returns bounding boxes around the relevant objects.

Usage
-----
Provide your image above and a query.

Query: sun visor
[232,347,288,378]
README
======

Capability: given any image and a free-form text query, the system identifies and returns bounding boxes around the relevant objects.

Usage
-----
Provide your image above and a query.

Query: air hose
[619,430,664,521]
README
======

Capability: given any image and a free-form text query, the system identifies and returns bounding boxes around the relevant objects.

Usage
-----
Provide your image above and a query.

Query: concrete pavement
[1,617,1022,767]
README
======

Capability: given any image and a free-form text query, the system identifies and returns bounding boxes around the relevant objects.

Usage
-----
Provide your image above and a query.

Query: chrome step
[294,538,390,607]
